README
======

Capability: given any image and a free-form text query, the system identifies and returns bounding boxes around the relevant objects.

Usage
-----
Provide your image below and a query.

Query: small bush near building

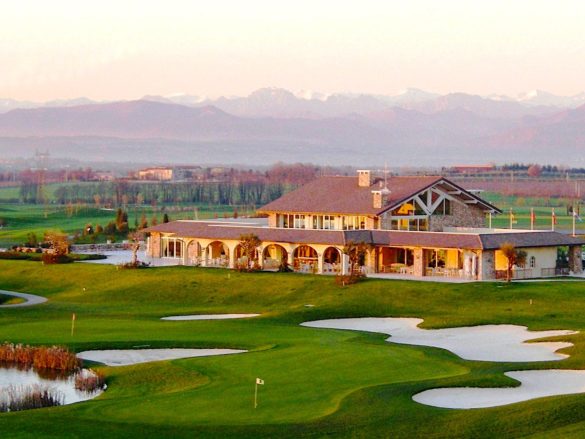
[335,273,365,286]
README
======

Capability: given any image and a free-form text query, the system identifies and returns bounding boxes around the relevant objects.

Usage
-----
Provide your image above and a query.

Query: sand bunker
[77,348,246,366]
[414,370,585,409]
[161,314,260,321]
[301,318,576,362]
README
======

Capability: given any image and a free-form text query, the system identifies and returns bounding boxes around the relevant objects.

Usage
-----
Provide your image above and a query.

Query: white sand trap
[77,348,246,366]
[301,318,576,362]
[161,314,260,321]
[414,370,585,409]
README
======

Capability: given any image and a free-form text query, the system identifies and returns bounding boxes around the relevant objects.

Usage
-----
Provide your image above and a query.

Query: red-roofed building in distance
[145,170,584,281]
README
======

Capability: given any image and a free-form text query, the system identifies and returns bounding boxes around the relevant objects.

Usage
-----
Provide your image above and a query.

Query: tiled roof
[257,175,500,216]
[144,221,585,250]
[478,231,585,250]
[258,175,444,215]
[371,230,483,249]
[145,221,347,245]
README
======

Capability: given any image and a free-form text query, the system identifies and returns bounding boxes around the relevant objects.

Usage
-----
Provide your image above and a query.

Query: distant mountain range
[0,88,584,166]
[3,87,585,116]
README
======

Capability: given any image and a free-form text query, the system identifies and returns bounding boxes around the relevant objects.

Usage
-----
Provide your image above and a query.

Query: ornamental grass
[0,343,81,372]
[0,384,64,412]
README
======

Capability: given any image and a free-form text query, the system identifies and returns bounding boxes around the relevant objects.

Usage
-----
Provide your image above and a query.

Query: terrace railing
[541,267,571,277]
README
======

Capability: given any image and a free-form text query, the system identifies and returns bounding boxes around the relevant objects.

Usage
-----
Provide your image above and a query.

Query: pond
[0,364,103,412]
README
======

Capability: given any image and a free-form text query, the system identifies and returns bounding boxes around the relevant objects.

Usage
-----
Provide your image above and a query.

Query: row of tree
[16,181,294,206]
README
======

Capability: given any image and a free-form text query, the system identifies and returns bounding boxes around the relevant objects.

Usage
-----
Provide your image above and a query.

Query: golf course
[1,260,585,438]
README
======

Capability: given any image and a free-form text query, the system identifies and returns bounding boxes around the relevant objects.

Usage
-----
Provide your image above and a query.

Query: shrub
[0,252,31,260]
[41,253,72,264]
[118,261,150,269]
[335,273,365,287]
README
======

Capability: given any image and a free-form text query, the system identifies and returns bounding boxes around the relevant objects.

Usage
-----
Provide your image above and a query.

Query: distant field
[0,182,76,202]
[482,193,584,232]
[0,203,252,247]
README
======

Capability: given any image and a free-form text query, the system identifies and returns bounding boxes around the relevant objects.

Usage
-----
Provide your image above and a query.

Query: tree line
[18,181,296,206]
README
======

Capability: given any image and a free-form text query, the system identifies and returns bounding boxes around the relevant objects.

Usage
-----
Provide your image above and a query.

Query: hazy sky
[2,0,585,101]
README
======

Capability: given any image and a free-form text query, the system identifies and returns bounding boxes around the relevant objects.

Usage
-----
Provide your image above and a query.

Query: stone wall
[568,245,583,274]
[429,202,486,232]
[479,250,495,280]
[413,247,427,276]
[149,233,161,257]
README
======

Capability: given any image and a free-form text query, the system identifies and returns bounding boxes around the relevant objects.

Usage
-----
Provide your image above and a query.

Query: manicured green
[1,261,585,438]
[0,203,252,247]
[482,192,583,232]
[0,293,24,305]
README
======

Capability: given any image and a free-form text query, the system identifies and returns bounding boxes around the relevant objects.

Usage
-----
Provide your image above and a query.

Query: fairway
[1,261,585,438]
[0,203,252,248]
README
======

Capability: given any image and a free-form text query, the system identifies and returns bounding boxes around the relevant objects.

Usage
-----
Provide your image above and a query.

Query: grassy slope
[0,262,585,437]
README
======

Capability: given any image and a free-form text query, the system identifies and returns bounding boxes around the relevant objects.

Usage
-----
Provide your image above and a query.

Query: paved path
[0,289,48,308]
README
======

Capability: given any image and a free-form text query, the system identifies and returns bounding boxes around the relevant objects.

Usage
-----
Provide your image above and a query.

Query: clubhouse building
[145,171,584,280]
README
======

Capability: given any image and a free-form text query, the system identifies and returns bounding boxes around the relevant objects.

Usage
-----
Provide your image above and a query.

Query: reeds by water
[0,384,64,412]
[74,369,105,393]
[0,343,81,372]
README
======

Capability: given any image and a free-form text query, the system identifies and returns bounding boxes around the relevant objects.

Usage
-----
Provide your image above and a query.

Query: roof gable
[258,175,500,216]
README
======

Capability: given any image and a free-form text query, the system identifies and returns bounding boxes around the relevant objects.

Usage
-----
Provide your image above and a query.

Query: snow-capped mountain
[516,89,585,108]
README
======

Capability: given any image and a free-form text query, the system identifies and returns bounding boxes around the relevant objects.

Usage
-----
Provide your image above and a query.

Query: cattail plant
[0,343,81,372]
[0,384,64,412]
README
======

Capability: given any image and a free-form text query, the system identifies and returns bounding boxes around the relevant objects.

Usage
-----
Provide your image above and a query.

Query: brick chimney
[372,187,391,209]
[372,190,382,208]
[357,170,371,187]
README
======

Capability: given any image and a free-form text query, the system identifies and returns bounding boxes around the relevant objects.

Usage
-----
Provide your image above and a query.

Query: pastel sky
[2,0,585,101]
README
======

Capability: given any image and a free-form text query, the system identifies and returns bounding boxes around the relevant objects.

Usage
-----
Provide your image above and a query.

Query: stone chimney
[357,170,371,187]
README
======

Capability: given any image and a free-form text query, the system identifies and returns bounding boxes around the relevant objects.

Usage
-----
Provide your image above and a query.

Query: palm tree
[499,242,527,282]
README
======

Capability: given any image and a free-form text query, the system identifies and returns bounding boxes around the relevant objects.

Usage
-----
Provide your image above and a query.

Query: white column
[228,245,236,269]
[257,246,264,269]
[317,252,324,274]
[341,253,350,275]
[201,246,208,267]
[182,241,188,266]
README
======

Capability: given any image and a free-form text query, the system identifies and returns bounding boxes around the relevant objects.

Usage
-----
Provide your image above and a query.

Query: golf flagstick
[255,377,264,408]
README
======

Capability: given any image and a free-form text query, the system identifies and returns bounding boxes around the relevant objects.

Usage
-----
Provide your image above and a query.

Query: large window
[390,218,428,231]
[282,214,306,229]
[434,199,452,216]
[312,215,336,230]
[342,216,367,230]
[161,237,183,258]
[294,214,306,229]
